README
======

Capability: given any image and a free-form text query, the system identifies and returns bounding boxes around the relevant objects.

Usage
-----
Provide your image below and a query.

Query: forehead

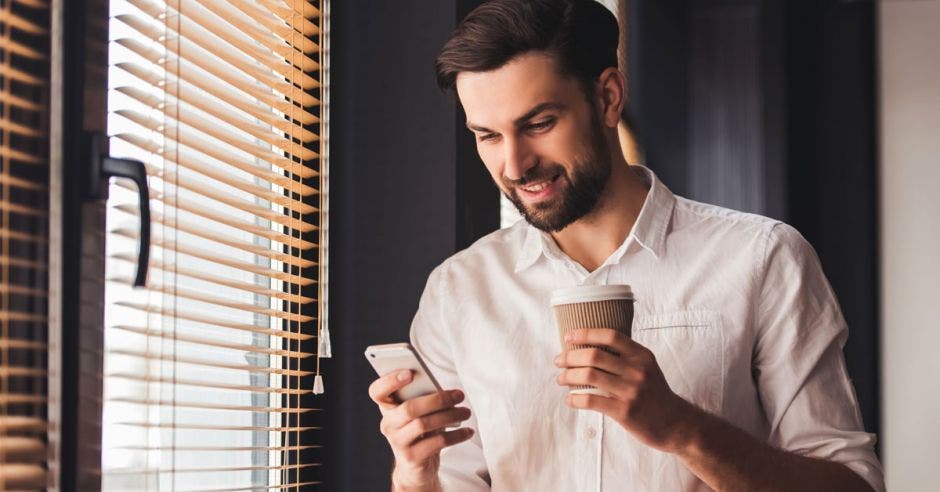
[455,53,585,127]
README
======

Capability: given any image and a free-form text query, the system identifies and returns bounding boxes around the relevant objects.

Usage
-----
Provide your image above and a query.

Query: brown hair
[435,0,619,96]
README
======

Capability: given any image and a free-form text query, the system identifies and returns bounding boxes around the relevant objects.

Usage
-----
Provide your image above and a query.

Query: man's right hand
[368,370,475,491]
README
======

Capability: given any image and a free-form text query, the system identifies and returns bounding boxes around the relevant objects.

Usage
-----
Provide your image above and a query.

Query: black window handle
[86,131,150,287]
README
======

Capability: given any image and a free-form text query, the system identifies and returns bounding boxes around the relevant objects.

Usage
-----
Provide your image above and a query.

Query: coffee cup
[551,284,634,396]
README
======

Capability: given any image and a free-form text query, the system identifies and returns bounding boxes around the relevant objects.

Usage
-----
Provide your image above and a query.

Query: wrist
[667,398,709,458]
[391,468,441,492]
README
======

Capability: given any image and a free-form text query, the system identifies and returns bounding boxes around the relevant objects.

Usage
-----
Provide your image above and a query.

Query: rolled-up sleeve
[410,266,491,491]
[753,223,884,492]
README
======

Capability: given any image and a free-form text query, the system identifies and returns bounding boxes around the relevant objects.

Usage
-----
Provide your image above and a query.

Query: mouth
[516,173,561,202]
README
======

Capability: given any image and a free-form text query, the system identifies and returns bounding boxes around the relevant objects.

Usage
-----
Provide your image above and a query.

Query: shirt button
[585,427,597,439]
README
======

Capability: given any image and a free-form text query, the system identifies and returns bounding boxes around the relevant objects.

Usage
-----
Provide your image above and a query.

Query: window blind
[103,0,326,489]
[0,0,51,490]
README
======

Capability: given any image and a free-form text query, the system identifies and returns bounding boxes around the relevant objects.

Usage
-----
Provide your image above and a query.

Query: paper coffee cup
[551,285,634,396]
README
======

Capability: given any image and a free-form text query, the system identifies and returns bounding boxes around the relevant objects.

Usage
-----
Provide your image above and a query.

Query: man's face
[456,53,612,232]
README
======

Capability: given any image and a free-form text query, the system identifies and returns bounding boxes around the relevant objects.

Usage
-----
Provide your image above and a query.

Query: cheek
[477,146,504,181]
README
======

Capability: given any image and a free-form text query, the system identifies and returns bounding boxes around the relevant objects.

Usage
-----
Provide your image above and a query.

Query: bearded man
[368,1,884,491]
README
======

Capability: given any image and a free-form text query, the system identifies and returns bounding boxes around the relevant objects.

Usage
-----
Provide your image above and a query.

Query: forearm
[675,405,873,492]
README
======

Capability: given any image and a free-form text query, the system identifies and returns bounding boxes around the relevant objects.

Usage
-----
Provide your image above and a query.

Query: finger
[565,328,647,357]
[554,347,623,373]
[385,389,465,430]
[565,391,623,416]
[557,367,625,396]
[402,427,475,465]
[368,370,414,409]
[397,406,473,446]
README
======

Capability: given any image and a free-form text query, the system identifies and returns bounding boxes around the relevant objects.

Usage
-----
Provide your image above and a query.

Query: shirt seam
[751,222,781,360]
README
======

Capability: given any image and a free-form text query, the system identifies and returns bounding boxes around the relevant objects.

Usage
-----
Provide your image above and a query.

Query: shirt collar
[514,165,676,273]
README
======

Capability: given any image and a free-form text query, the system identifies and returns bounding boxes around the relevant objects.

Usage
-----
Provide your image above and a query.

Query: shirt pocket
[632,310,725,414]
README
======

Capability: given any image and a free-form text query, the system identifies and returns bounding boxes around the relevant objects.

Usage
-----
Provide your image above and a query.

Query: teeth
[523,181,549,192]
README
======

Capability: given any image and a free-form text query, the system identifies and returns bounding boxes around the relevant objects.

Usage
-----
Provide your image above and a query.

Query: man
[368,1,884,490]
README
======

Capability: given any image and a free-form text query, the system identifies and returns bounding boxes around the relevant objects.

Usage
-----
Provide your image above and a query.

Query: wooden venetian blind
[0,0,51,490]
[102,0,327,489]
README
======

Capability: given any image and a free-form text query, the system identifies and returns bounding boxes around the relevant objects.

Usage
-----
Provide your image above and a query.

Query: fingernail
[553,355,562,366]
[397,370,412,382]
[564,333,573,342]
[452,389,464,402]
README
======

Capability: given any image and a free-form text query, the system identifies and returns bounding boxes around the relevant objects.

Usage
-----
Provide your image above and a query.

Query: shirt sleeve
[409,265,491,491]
[753,223,884,492]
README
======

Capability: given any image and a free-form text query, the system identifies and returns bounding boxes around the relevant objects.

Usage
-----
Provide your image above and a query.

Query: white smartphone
[365,343,443,402]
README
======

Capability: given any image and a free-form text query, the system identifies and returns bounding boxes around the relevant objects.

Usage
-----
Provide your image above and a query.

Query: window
[0,0,51,489]
[100,0,327,489]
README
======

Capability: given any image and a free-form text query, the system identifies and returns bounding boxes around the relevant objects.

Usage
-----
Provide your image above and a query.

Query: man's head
[435,0,625,232]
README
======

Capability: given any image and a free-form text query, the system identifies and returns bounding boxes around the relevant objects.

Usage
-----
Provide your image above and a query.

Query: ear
[595,67,627,128]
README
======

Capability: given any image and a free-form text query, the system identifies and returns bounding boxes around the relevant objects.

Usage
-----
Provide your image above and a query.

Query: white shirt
[410,166,884,492]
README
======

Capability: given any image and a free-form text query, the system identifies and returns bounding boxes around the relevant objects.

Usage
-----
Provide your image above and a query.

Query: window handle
[86,131,150,287]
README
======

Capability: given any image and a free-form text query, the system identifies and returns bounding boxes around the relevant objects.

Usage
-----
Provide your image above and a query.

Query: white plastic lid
[550,284,634,306]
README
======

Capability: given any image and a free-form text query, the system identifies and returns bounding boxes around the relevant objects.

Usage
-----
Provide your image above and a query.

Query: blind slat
[111,253,314,304]
[0,464,46,490]
[0,9,48,34]
[0,367,46,378]
[183,481,322,492]
[108,348,313,377]
[0,416,46,432]
[0,437,46,462]
[111,323,314,357]
[110,303,313,341]
[0,91,45,112]
[0,174,48,191]
[112,279,315,323]
[0,63,47,86]
[106,463,319,474]
[0,145,45,165]
[111,422,319,432]
[0,339,46,351]
[107,398,316,414]
[107,373,311,395]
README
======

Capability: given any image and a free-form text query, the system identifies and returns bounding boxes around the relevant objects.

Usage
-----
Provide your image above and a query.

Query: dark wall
[627,0,879,439]
[321,1,489,490]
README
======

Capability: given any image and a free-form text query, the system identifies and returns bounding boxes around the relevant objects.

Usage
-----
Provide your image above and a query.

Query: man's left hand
[554,328,701,454]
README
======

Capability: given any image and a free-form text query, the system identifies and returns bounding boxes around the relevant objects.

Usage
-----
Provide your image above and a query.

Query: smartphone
[365,343,443,402]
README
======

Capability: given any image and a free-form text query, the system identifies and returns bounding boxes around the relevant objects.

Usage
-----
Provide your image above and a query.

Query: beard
[501,113,612,233]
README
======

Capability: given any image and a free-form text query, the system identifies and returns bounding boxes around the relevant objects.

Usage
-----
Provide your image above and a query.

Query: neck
[550,155,649,273]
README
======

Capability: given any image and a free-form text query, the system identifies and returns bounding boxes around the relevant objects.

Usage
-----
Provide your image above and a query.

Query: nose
[502,136,536,182]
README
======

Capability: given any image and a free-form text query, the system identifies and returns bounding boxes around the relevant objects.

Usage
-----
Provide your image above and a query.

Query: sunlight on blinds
[0,0,50,490]
[102,0,326,489]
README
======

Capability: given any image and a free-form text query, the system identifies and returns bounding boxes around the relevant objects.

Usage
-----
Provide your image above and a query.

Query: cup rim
[550,284,634,305]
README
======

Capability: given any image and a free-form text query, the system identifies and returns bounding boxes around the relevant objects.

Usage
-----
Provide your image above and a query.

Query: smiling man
[367,1,884,491]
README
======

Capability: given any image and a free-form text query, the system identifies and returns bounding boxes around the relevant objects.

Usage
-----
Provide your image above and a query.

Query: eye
[527,117,556,133]
[478,133,500,143]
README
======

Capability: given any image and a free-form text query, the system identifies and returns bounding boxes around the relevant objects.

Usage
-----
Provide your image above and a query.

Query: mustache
[502,165,565,188]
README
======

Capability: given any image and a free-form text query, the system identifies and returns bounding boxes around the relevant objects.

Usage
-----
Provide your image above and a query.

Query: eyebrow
[465,102,565,133]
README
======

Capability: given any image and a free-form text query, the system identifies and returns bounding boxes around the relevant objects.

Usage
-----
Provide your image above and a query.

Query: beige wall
[878,1,940,489]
